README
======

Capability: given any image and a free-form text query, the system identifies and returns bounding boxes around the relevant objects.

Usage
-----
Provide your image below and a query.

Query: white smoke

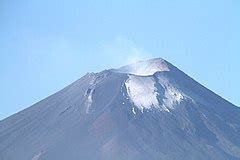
[100,37,154,68]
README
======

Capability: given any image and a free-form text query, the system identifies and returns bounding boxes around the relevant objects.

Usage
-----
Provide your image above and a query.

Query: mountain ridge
[0,58,240,160]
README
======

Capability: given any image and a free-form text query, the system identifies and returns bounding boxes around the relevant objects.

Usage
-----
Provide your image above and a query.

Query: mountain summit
[1,58,240,160]
[118,58,172,75]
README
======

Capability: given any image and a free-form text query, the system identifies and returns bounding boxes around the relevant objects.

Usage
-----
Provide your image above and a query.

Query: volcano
[0,58,240,160]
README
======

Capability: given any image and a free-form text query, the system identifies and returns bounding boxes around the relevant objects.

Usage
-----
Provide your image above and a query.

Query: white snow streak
[132,107,136,115]
[32,151,42,160]
[86,88,94,113]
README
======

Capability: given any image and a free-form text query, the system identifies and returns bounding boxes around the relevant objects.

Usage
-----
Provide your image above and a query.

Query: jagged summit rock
[0,58,240,160]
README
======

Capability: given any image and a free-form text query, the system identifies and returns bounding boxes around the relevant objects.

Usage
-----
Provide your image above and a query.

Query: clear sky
[0,0,239,120]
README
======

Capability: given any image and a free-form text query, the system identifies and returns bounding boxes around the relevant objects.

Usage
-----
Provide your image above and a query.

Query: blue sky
[0,0,239,120]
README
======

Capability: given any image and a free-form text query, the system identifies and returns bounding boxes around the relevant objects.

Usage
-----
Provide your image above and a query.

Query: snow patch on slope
[125,74,186,113]
[157,77,185,109]
[125,75,162,112]
[163,84,184,109]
